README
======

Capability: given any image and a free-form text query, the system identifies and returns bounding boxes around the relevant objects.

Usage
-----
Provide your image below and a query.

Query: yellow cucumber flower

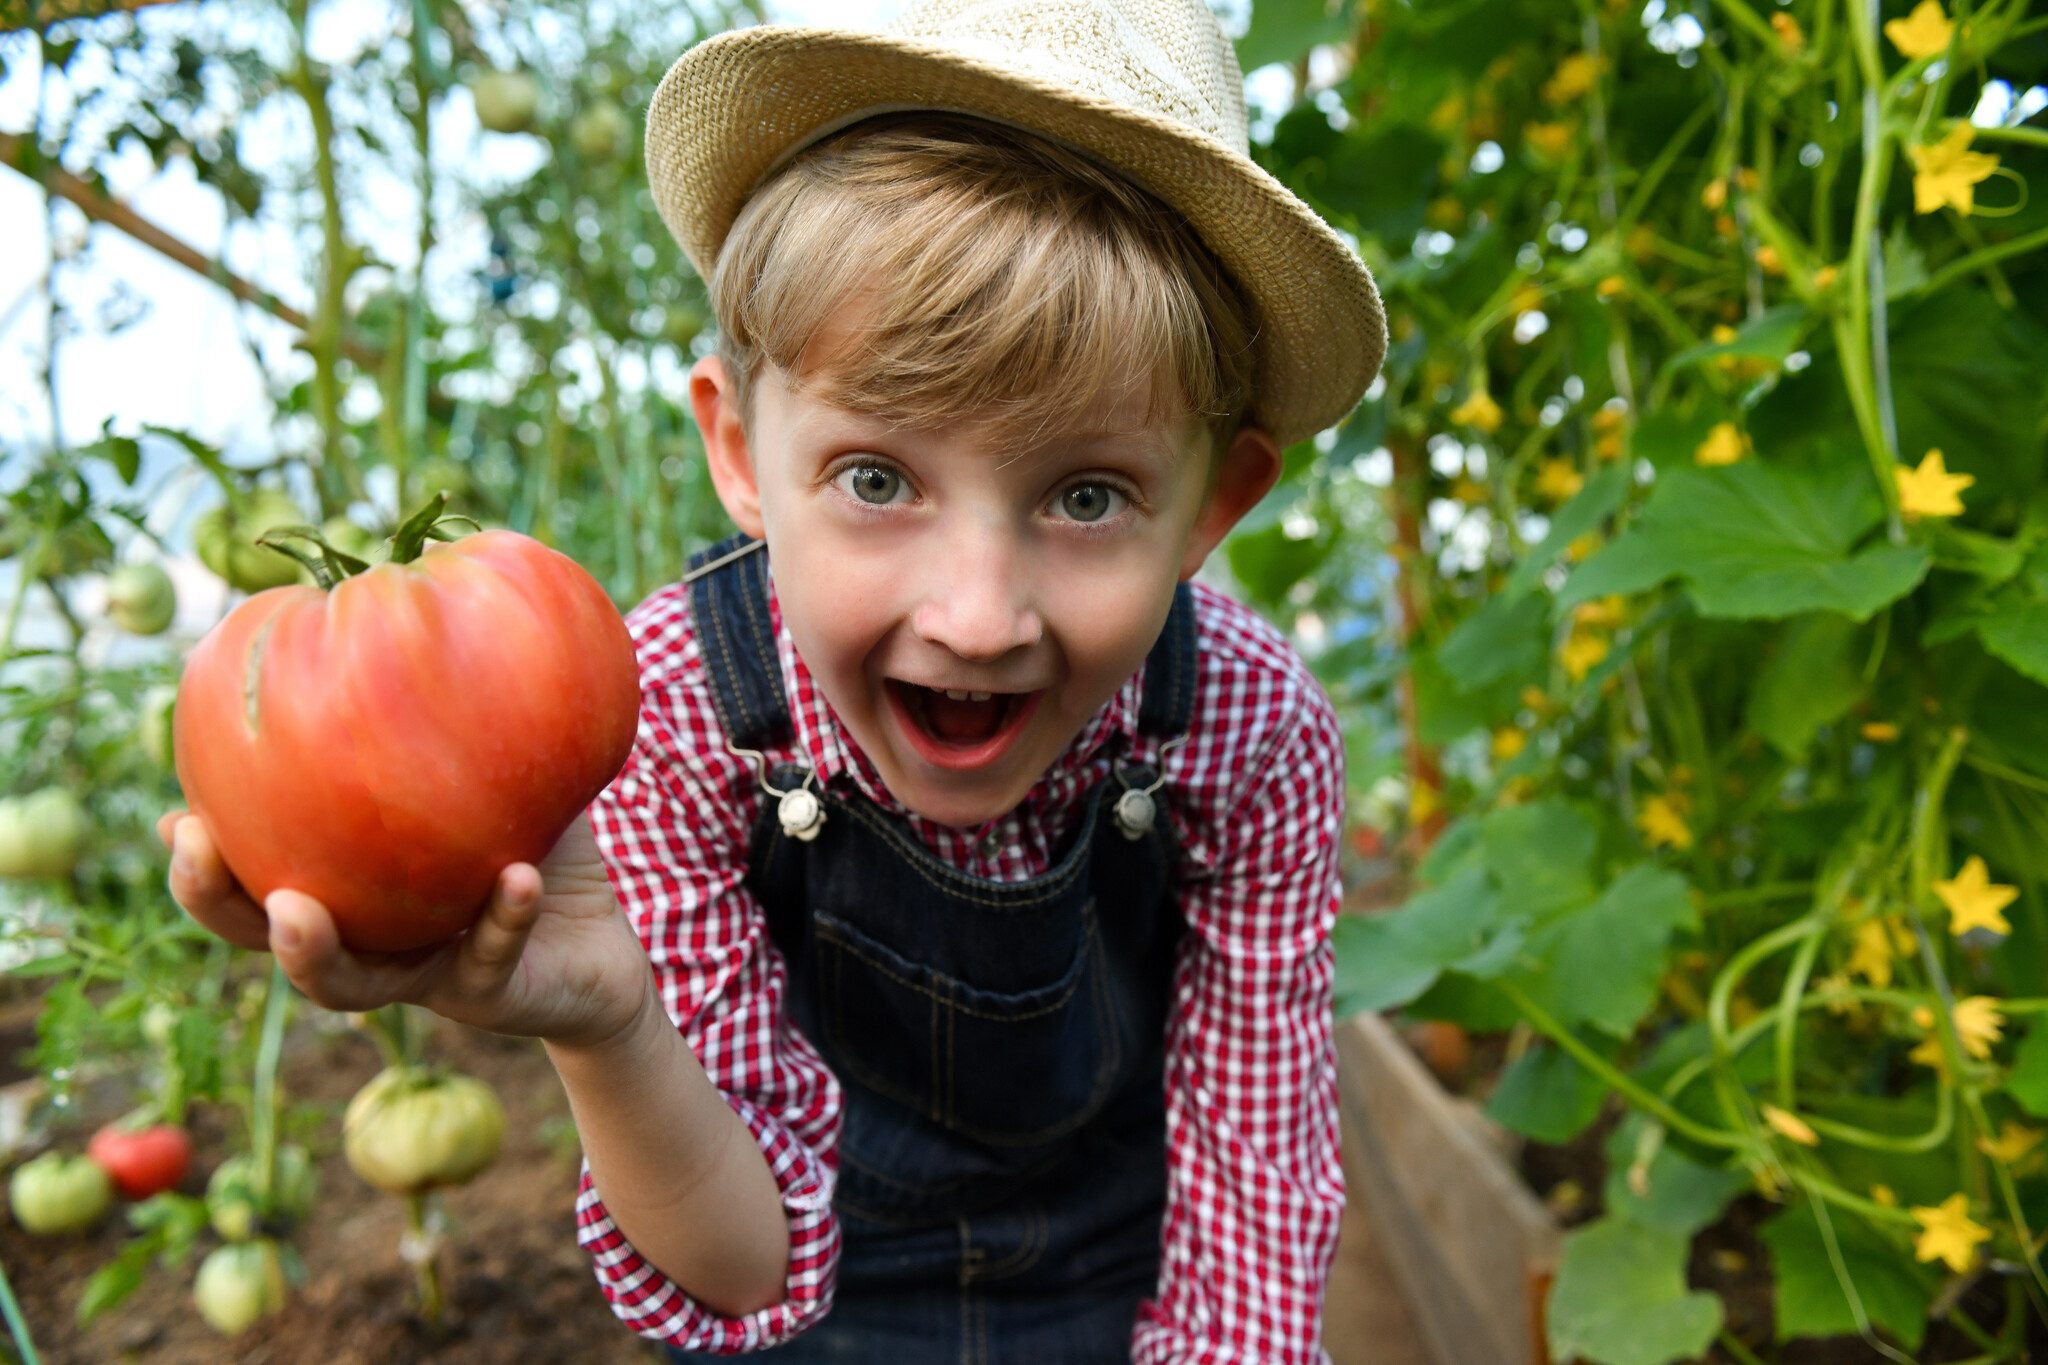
[1908,123,2000,215]
[1933,855,2018,937]
[1895,449,1973,519]
[1885,0,1954,59]
[1911,1193,1990,1273]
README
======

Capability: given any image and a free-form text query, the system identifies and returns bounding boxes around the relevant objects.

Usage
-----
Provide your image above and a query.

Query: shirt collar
[766,574,1143,824]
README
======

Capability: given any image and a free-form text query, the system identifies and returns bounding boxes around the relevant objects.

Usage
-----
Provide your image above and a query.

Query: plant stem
[1495,978,1749,1149]
[406,1192,444,1326]
[0,1253,40,1365]
[251,959,291,1203]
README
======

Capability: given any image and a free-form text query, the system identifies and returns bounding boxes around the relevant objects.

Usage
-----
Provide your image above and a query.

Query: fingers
[431,865,544,1009]
[167,815,272,952]
[265,890,448,1013]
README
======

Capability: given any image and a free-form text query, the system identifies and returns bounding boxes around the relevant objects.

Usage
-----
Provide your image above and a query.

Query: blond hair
[710,113,1257,449]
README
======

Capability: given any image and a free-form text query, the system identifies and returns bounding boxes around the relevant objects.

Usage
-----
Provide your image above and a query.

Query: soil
[0,1013,665,1365]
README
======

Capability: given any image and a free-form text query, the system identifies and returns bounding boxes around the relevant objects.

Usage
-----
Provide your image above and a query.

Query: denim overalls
[666,535,1196,1365]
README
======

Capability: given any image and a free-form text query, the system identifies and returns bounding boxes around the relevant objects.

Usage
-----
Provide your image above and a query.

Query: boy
[160,0,1386,1359]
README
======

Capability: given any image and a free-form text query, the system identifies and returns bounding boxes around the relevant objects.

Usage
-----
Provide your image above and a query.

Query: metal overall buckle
[728,743,827,842]
[1111,733,1188,841]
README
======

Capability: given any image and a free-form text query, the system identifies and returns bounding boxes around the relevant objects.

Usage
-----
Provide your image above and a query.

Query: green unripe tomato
[319,515,383,564]
[206,1144,317,1241]
[567,100,630,163]
[344,1067,504,1196]
[139,684,179,768]
[193,489,307,593]
[105,562,177,635]
[10,1151,113,1234]
[0,788,91,880]
[472,69,540,134]
[192,1239,287,1335]
[404,459,470,509]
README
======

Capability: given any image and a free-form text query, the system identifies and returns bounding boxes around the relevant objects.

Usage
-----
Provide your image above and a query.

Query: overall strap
[683,535,790,752]
[1135,582,1199,739]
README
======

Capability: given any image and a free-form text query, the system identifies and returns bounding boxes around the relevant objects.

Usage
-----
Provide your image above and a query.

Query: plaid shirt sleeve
[576,585,844,1352]
[1133,590,1347,1365]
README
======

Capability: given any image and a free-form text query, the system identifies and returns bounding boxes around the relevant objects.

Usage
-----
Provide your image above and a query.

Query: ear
[1178,424,1283,581]
[690,355,765,539]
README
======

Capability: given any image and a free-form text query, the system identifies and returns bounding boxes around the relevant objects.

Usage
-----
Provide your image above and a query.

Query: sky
[0,0,904,458]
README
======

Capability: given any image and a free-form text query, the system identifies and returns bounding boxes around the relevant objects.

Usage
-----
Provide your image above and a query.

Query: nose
[909,538,1043,663]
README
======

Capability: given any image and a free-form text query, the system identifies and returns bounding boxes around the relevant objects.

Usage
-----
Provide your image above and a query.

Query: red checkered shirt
[578,571,1346,1363]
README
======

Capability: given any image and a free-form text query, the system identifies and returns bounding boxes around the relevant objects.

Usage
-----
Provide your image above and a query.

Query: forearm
[545,976,791,1316]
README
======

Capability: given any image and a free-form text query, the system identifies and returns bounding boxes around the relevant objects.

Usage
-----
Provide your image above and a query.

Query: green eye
[847,465,902,504]
[1059,483,1121,522]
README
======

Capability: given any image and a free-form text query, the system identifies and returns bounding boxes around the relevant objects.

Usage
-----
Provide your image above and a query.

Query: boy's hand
[156,808,655,1049]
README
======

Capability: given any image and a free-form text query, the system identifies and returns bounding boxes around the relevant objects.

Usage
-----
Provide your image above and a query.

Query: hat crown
[886,0,1248,154]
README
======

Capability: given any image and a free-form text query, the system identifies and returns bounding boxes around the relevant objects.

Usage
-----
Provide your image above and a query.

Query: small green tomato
[207,1144,317,1241]
[192,489,307,593]
[10,1151,113,1234]
[0,788,92,880]
[192,1238,288,1335]
[344,1067,504,1196]
[105,562,177,635]
[471,69,540,134]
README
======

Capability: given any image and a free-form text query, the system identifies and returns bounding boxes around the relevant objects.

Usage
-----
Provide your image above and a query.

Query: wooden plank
[1335,1012,1559,1365]
[1327,1104,1432,1365]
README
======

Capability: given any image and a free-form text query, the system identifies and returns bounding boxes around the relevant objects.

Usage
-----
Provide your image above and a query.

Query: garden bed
[0,1014,661,1365]
[1369,1014,2048,1365]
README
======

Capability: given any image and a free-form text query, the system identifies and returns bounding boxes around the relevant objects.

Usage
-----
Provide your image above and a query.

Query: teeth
[969,691,991,702]
[944,689,970,701]
[937,689,997,702]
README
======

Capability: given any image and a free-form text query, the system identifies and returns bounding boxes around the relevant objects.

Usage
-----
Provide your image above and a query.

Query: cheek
[1040,571,1172,692]
[768,531,903,690]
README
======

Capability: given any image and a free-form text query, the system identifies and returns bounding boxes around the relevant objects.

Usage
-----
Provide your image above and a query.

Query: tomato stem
[405,1192,445,1328]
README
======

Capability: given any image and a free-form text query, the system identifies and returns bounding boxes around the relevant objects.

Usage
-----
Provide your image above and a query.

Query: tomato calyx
[253,493,481,591]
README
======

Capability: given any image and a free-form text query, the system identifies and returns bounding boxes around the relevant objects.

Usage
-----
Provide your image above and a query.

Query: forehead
[765,357,1201,471]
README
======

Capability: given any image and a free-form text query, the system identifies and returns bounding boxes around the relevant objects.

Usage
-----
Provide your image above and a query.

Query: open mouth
[886,681,1043,769]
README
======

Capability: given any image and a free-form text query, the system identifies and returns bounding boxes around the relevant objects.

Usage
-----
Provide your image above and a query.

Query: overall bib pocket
[814,905,1123,1146]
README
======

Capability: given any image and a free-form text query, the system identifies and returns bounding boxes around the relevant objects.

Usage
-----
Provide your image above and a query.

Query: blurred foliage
[1239,0,2048,1355]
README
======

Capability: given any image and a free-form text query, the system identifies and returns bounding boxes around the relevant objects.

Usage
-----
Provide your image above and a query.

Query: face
[690,354,1280,828]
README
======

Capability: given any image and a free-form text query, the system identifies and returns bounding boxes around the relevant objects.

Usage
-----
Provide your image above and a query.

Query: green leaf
[1560,462,1931,621]
[1226,519,1336,607]
[1927,523,2029,583]
[1601,1115,1747,1236]
[1513,865,1698,1036]
[2007,1020,2048,1119]
[1236,0,1352,73]
[1758,1201,1928,1350]
[1436,590,1549,691]
[78,1230,162,1324]
[1486,1038,1611,1143]
[1506,462,1632,596]
[1976,597,2048,686]
[1659,305,1807,377]
[1481,799,1598,920]
[1333,867,1509,1013]
[1746,613,1868,758]
[1547,1216,1723,1365]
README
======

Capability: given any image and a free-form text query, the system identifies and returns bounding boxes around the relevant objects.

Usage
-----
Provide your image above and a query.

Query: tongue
[923,690,1007,744]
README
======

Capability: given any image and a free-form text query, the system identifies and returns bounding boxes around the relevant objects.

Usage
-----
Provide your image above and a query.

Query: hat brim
[645,25,1385,448]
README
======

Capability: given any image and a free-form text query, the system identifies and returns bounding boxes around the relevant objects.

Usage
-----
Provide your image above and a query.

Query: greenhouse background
[2,0,2047,1358]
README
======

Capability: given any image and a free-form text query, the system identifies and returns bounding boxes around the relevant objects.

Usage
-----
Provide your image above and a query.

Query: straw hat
[643,0,1385,449]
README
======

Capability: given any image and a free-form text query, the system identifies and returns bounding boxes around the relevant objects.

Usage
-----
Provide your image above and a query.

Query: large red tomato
[174,527,640,952]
